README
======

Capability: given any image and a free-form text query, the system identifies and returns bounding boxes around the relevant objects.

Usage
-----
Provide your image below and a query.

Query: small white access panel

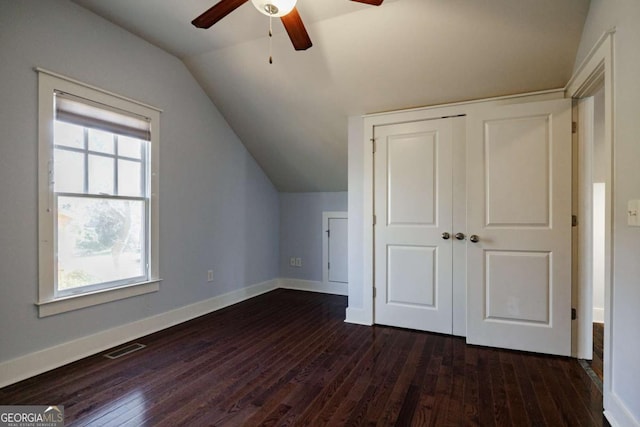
[323,212,348,286]
[328,218,348,283]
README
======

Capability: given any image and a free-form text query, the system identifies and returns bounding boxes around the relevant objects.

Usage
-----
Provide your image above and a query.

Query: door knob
[442,232,450,240]
[455,232,465,240]
[469,235,480,243]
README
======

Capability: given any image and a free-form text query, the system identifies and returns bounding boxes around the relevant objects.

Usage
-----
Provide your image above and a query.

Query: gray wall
[573,0,640,422]
[0,0,279,363]
[279,192,347,281]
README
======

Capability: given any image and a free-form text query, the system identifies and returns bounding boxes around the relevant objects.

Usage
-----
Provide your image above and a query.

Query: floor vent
[104,343,146,360]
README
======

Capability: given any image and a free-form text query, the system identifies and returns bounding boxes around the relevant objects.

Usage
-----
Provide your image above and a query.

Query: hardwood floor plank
[78,295,321,426]
[429,338,455,426]
[345,329,414,426]
[543,356,600,426]
[498,351,530,427]
[587,323,604,381]
[0,290,605,426]
[140,298,347,426]
[487,348,510,426]
[324,328,404,426]
[508,350,545,426]
[462,344,481,426]
[271,327,372,426]
[476,347,497,427]
[374,334,428,426]
[565,357,606,423]
[443,337,466,425]
[525,353,574,426]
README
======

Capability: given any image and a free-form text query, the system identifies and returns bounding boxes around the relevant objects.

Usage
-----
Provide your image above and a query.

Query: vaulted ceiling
[72,0,590,191]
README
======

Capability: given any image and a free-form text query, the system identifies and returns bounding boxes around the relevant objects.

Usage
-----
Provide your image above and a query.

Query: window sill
[36,279,161,318]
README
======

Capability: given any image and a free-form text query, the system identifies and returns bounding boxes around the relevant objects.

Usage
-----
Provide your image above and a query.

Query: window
[37,69,161,317]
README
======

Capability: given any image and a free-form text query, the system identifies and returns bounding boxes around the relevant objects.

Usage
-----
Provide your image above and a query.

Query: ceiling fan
[192,0,384,51]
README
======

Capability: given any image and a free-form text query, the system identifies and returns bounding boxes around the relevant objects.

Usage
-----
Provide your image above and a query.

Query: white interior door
[466,99,572,356]
[374,118,453,334]
[328,217,348,283]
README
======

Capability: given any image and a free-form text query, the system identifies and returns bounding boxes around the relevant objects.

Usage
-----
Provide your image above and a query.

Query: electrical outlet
[295,257,302,267]
[207,270,214,282]
[289,257,296,266]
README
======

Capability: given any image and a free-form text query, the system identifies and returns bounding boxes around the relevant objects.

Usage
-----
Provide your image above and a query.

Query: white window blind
[55,91,151,141]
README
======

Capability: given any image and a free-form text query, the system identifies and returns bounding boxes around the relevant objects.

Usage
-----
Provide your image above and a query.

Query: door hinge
[373,287,376,298]
[572,121,577,134]
[572,215,578,227]
[373,214,377,226]
[328,262,330,270]
[571,308,577,320]
[371,138,376,153]
[326,229,330,238]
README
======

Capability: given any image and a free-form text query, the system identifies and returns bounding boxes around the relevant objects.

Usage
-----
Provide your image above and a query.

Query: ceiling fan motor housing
[251,0,296,17]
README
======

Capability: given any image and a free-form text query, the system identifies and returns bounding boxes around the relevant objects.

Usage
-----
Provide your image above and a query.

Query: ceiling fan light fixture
[251,0,297,17]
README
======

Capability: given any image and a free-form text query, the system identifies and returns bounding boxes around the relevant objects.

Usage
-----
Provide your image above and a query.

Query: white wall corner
[278,278,348,296]
[0,278,279,389]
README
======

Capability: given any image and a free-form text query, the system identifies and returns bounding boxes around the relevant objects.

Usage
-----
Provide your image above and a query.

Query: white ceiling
[72,0,590,191]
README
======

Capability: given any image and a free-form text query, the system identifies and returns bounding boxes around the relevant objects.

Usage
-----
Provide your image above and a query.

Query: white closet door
[374,118,453,334]
[466,99,572,356]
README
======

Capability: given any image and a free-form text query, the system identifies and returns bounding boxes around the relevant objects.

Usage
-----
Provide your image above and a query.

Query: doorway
[575,86,606,382]
[567,32,614,410]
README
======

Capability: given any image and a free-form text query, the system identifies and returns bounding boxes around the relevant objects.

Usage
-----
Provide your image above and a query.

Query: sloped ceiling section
[73,0,590,192]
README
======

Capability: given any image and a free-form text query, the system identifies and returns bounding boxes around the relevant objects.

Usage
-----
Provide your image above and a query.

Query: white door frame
[565,29,614,415]
[573,96,595,360]
[322,211,348,292]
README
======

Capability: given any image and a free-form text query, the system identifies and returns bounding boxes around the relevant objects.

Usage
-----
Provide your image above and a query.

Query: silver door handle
[442,232,451,240]
[455,232,465,240]
[469,235,480,243]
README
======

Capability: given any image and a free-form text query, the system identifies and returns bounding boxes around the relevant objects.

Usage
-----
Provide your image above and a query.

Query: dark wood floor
[587,323,604,381]
[0,290,606,426]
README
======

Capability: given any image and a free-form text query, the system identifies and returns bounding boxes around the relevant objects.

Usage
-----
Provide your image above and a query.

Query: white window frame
[36,69,161,317]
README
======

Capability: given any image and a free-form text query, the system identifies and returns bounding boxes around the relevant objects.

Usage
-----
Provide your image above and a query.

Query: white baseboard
[593,307,605,324]
[604,391,640,427]
[345,306,372,326]
[0,279,279,389]
[279,278,348,296]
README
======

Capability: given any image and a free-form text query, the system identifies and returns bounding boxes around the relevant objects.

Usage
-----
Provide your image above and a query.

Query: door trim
[566,29,617,421]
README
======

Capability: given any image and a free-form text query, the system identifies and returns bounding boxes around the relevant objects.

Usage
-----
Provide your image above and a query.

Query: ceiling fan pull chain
[268,14,273,64]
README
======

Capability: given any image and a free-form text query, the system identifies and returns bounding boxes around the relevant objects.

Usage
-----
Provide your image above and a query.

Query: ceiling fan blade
[351,0,384,5]
[192,0,249,29]
[281,7,312,51]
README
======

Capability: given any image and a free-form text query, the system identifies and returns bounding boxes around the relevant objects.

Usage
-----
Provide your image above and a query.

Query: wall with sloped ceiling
[0,0,279,367]
[279,192,347,283]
